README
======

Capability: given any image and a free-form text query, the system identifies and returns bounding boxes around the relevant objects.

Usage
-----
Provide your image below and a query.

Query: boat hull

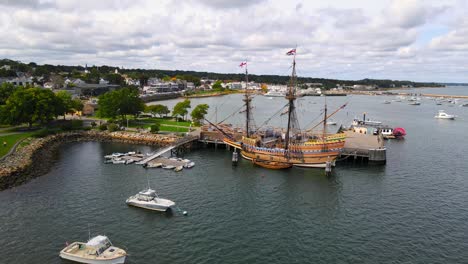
[126,198,174,212]
[241,150,340,168]
[252,159,292,169]
[60,252,126,264]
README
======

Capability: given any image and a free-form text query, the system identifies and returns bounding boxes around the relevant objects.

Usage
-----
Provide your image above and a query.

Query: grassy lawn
[0,132,35,158]
[159,125,189,133]
[128,117,193,132]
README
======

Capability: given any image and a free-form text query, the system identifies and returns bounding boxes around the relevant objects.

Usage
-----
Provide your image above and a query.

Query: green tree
[55,91,73,119]
[146,104,170,117]
[150,123,160,133]
[190,104,209,126]
[212,80,223,91]
[97,88,144,119]
[72,98,84,112]
[105,73,124,85]
[84,68,100,84]
[172,99,191,121]
[1,87,58,128]
[0,83,17,105]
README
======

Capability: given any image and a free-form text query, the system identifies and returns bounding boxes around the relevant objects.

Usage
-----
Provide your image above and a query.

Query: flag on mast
[286,48,296,56]
[239,62,247,67]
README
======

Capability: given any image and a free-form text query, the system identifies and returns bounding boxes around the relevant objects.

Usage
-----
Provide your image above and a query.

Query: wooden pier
[340,130,386,164]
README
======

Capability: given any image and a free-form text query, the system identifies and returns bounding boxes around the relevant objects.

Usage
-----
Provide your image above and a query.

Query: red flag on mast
[239,62,247,67]
[286,49,296,56]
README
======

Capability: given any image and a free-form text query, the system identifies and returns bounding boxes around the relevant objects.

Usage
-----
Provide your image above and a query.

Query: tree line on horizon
[0,58,444,89]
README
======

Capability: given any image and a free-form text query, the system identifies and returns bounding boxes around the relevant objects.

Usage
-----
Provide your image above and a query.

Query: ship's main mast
[284,52,299,150]
[243,63,252,138]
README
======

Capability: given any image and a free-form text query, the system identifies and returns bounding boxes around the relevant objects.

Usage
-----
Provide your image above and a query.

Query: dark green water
[1,89,468,263]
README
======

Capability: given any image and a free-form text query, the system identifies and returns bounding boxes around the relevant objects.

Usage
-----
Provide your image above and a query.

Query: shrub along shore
[0,130,178,191]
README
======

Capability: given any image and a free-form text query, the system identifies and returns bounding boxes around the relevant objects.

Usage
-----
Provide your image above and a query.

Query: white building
[143,81,183,94]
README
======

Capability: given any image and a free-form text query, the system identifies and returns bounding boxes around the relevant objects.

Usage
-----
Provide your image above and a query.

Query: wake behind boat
[126,188,175,212]
[59,235,126,264]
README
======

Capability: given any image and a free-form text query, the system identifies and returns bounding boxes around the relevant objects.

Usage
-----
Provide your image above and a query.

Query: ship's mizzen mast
[322,97,328,151]
[284,51,300,150]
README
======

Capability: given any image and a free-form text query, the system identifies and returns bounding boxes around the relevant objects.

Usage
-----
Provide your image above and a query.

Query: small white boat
[326,120,337,125]
[147,162,162,168]
[59,235,126,264]
[383,100,391,104]
[380,127,395,139]
[112,159,126,164]
[174,166,183,172]
[409,101,421,105]
[264,91,286,97]
[126,188,175,212]
[162,165,176,170]
[434,110,456,120]
[184,162,195,168]
[127,151,136,155]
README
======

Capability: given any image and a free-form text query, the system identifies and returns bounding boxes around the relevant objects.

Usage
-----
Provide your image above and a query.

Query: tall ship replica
[217,49,346,169]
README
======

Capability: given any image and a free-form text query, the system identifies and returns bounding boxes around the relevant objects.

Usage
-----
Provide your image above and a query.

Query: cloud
[0,0,466,82]
[0,0,54,9]
[196,0,266,9]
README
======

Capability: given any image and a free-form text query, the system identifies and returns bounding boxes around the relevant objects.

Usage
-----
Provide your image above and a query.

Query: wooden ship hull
[252,159,292,169]
[241,142,344,168]
[224,135,345,168]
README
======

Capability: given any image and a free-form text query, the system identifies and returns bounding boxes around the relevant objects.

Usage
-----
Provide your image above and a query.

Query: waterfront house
[6,76,34,86]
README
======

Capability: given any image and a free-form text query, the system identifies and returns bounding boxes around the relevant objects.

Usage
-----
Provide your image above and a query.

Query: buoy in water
[183,211,188,216]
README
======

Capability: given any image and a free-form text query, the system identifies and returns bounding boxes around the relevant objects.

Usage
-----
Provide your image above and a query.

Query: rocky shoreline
[0,131,178,191]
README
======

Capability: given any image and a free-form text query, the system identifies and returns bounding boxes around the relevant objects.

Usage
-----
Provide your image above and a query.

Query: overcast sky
[1,0,467,82]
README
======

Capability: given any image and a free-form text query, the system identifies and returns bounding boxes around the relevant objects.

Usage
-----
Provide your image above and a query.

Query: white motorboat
[264,91,286,97]
[147,162,162,168]
[112,159,126,164]
[383,100,391,104]
[434,110,456,120]
[409,101,421,105]
[379,127,395,139]
[326,120,337,125]
[59,235,126,264]
[162,165,176,170]
[184,162,195,168]
[126,188,175,212]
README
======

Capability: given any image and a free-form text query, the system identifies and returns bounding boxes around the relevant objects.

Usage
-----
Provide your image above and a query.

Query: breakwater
[0,131,179,190]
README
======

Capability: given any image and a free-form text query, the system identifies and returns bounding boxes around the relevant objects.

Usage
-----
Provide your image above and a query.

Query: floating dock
[147,157,188,168]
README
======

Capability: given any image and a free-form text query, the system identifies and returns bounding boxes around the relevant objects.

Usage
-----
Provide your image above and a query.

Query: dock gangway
[136,136,198,165]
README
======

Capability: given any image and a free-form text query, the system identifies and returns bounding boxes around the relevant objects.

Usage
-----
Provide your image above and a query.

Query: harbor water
[1,87,468,263]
